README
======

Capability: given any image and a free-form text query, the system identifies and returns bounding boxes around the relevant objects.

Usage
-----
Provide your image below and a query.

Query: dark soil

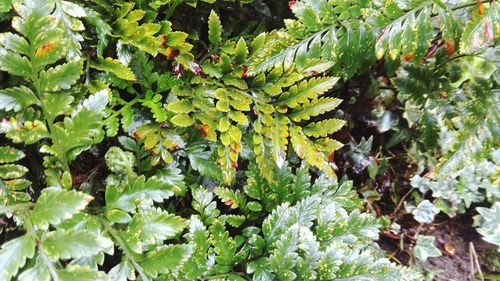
[378,213,500,281]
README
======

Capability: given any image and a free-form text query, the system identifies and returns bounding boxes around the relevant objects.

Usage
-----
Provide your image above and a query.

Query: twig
[469,242,484,281]
[390,187,415,218]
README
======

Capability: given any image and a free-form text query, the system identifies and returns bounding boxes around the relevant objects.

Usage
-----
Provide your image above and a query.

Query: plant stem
[29,57,71,177]
[106,98,141,121]
[99,217,151,281]
[22,214,60,281]
[451,0,489,11]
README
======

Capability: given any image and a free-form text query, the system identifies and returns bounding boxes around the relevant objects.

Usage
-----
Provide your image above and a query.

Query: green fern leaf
[214,187,246,209]
[140,245,192,278]
[29,188,93,230]
[125,209,186,244]
[106,176,176,212]
[460,2,499,53]
[0,86,38,112]
[39,60,83,92]
[290,97,342,122]
[58,265,110,281]
[277,77,339,108]
[0,235,35,281]
[208,10,222,46]
[0,146,25,164]
[435,80,499,175]
[41,229,113,260]
[375,2,434,61]
[91,57,136,81]
[303,118,345,137]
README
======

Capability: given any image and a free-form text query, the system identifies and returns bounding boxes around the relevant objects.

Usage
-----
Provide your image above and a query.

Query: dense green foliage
[0,0,498,280]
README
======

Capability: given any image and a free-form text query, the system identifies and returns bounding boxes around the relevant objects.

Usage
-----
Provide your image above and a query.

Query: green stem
[29,52,71,177]
[204,272,249,280]
[106,98,142,121]
[165,0,183,20]
[22,214,59,281]
[99,217,151,281]
[451,0,489,11]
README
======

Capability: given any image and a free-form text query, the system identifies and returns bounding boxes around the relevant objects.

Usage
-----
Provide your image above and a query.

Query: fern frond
[460,2,500,54]
[290,97,342,122]
[435,81,499,176]
[303,118,345,138]
[277,76,339,108]
[251,27,330,74]
[375,1,434,61]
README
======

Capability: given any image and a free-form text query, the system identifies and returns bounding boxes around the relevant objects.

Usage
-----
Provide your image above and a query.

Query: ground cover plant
[0,0,498,280]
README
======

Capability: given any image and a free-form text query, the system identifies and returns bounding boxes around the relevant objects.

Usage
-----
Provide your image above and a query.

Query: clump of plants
[0,0,498,279]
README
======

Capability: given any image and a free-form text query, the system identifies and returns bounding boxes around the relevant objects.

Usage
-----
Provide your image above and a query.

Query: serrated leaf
[127,209,186,244]
[167,99,194,113]
[0,164,28,179]
[0,234,35,281]
[52,89,109,161]
[375,3,434,61]
[278,77,339,108]
[61,1,87,18]
[41,229,112,260]
[290,97,342,122]
[0,146,25,164]
[39,60,83,92]
[29,188,93,230]
[108,260,134,281]
[0,86,38,112]
[234,37,248,64]
[58,265,110,281]
[460,3,499,54]
[303,118,345,137]
[0,48,32,76]
[18,258,50,281]
[170,114,195,127]
[106,175,176,212]
[187,145,221,178]
[141,244,193,278]
[208,10,222,46]
[223,77,248,89]
[91,57,136,80]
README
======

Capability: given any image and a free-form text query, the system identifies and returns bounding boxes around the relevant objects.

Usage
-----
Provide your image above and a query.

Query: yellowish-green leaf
[170,114,195,127]
[90,57,136,80]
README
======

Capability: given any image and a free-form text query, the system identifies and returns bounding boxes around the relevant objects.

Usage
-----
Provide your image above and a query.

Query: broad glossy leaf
[412,200,439,224]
